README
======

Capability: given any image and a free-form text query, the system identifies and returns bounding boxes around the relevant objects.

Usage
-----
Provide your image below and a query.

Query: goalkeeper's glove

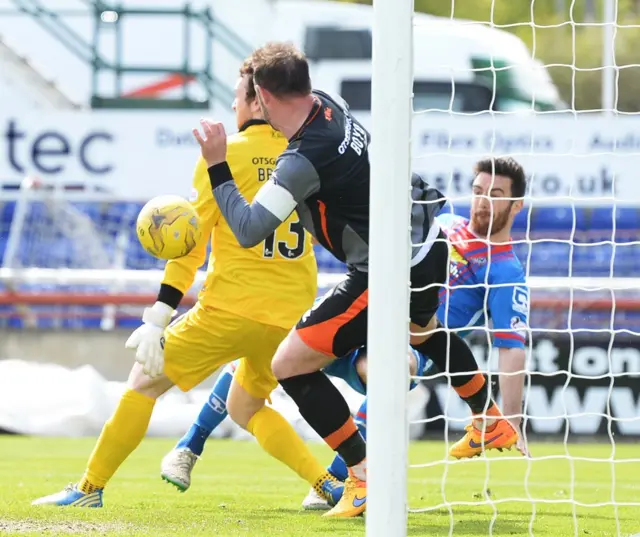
[125,301,174,378]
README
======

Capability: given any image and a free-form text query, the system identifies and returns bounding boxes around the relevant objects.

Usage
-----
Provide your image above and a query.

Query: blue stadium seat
[574,207,591,233]
[531,206,575,232]
[614,207,638,243]
[71,202,102,222]
[612,243,639,276]
[103,202,141,238]
[0,202,16,228]
[527,241,572,276]
[615,207,638,230]
[589,206,638,242]
[572,244,612,277]
[590,207,615,230]
[512,207,532,234]
[313,245,346,273]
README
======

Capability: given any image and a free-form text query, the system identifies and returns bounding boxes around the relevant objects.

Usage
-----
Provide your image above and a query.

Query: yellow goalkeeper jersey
[162,120,318,329]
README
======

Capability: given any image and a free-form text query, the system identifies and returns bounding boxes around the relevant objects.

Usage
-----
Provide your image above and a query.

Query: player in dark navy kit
[193,42,518,518]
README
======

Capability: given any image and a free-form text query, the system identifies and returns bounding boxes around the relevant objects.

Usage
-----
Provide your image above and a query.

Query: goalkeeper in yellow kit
[31,60,344,509]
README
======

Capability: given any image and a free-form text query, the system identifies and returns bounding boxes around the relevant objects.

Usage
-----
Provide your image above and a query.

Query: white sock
[473,417,497,430]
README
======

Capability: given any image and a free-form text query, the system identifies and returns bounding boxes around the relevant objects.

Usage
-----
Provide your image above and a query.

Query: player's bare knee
[272,329,332,379]
[410,315,438,346]
[127,362,173,400]
[228,400,262,430]
[355,354,368,385]
[227,379,264,430]
[270,353,287,380]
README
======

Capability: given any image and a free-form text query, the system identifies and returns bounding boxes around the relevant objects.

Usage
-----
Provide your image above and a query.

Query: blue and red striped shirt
[436,213,529,348]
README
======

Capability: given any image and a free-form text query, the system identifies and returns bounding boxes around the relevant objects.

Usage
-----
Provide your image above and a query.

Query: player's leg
[32,363,174,507]
[177,361,238,454]
[161,360,239,491]
[303,348,428,510]
[272,273,369,518]
[227,324,343,507]
[158,305,261,491]
[324,398,367,482]
[408,235,518,458]
[324,348,423,482]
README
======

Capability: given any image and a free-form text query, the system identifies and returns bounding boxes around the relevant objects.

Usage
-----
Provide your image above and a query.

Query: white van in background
[230,0,565,119]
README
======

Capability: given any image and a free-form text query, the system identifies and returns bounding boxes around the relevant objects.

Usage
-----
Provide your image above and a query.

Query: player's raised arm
[125,158,218,378]
[193,119,319,248]
[161,158,218,303]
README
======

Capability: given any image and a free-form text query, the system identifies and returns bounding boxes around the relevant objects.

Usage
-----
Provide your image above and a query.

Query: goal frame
[366,0,414,535]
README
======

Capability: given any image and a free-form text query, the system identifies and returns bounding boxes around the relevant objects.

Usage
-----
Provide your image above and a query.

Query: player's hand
[511,422,531,457]
[124,301,174,378]
[516,435,531,457]
[193,119,227,167]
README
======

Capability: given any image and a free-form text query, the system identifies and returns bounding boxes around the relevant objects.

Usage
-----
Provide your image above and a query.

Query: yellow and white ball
[136,195,201,260]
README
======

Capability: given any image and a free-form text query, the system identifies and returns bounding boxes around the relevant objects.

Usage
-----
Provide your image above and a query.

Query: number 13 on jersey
[262,217,306,260]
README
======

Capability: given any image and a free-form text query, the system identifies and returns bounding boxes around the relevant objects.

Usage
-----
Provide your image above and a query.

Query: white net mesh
[1,179,161,272]
[1,3,640,535]
[402,2,640,536]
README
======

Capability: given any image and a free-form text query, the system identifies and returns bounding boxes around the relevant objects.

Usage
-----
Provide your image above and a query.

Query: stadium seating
[0,201,637,331]
[0,201,638,276]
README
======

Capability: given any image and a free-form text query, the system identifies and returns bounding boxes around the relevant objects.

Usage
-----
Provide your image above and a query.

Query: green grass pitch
[0,436,638,536]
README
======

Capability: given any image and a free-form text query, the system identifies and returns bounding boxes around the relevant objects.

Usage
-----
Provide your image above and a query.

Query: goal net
[1,3,640,536]
[367,1,640,537]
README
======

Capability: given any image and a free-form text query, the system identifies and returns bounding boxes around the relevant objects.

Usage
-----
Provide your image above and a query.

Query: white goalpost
[366,0,414,535]
[364,0,640,536]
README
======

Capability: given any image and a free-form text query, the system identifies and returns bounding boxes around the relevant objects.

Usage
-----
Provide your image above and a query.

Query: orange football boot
[449,418,519,459]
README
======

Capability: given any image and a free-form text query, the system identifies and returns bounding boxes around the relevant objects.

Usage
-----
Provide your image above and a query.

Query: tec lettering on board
[2,119,114,175]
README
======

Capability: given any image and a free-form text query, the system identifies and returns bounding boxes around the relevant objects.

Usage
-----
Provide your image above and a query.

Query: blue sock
[327,398,367,481]
[176,361,237,456]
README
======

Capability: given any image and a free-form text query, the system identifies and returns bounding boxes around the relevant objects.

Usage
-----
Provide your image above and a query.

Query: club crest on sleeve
[510,316,528,338]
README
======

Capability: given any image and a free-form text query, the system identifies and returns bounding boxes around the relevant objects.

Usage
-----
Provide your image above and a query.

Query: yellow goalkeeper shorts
[162,301,288,398]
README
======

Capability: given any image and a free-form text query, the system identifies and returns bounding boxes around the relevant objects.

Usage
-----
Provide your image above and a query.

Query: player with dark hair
[193,42,519,518]
[32,56,343,510]
[158,156,531,508]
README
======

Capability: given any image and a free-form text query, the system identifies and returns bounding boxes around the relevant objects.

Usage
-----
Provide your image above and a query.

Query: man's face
[470,171,521,237]
[232,76,257,129]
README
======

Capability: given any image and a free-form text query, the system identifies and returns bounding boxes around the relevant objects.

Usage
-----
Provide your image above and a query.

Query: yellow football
[136,195,201,260]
